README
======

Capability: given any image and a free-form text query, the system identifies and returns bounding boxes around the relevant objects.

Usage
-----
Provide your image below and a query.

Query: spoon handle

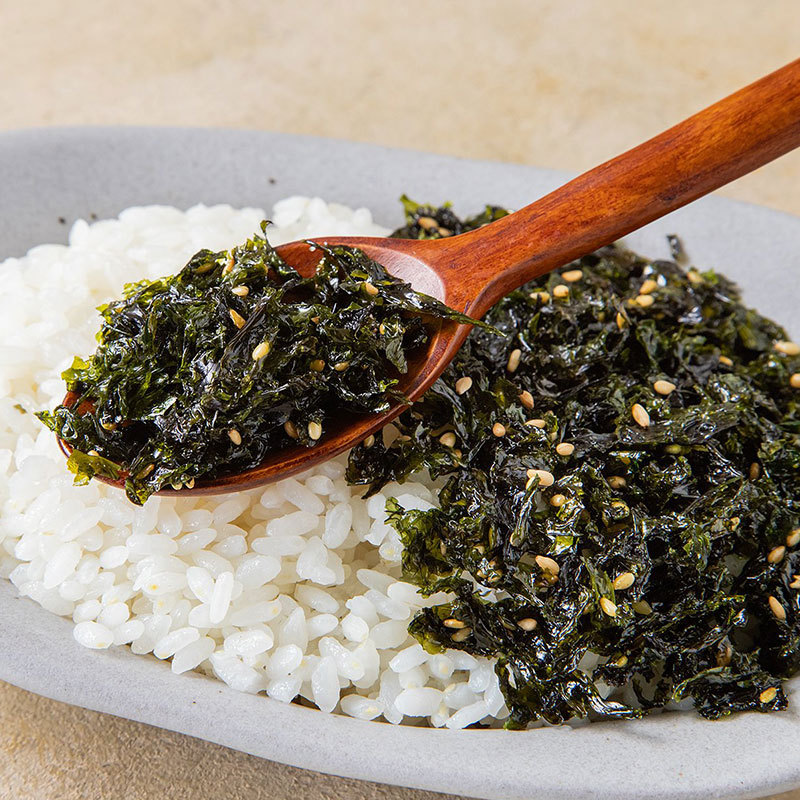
[442,58,800,316]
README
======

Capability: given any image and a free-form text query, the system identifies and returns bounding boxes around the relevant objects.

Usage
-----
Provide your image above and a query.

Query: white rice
[0,196,509,728]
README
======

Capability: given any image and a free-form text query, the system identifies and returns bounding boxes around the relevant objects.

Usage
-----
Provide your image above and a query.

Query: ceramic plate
[2,127,800,800]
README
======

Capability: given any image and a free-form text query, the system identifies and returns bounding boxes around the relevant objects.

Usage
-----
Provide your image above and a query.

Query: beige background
[2,1,800,798]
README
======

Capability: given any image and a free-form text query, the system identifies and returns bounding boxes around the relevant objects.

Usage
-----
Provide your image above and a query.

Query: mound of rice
[0,197,508,728]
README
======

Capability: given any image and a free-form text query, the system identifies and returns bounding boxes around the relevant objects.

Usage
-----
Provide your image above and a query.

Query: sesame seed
[231,285,249,297]
[529,290,550,303]
[228,429,242,446]
[87,449,99,457]
[631,403,650,428]
[787,529,800,547]
[223,255,235,274]
[100,421,117,431]
[759,687,778,704]
[185,477,195,489]
[443,618,466,629]
[750,462,761,480]
[616,311,627,330]
[535,555,560,575]
[450,627,472,642]
[492,422,506,437]
[775,340,800,356]
[791,373,800,389]
[363,281,380,296]
[553,284,569,300]
[639,278,659,295]
[613,572,635,590]
[437,227,453,237]
[600,597,618,617]
[170,483,183,491]
[526,418,546,429]
[607,475,627,490]
[719,355,733,366]
[506,348,522,373]
[555,442,574,456]
[252,341,270,361]
[333,361,350,371]
[517,618,537,631]
[687,270,702,284]
[550,494,567,508]
[768,545,786,564]
[308,421,322,440]
[378,323,386,335]
[417,216,437,230]
[526,468,555,488]
[439,432,457,448]
[562,269,583,283]
[716,645,732,667]
[311,316,321,324]
[519,390,534,410]
[229,308,246,329]
[615,655,629,668]
[455,376,473,395]
[363,435,375,449]
[791,575,800,590]
[769,595,787,620]
[653,379,676,395]
[632,600,652,615]
[310,359,325,372]
[634,294,655,308]
[284,421,299,439]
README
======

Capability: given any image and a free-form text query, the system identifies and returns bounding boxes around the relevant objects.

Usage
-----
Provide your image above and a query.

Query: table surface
[2,2,800,798]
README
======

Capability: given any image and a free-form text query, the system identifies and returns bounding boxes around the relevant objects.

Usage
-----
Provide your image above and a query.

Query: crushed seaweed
[346,200,800,726]
[37,223,480,504]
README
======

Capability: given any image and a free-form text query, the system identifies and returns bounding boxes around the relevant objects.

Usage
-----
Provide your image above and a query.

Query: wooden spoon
[66,58,800,495]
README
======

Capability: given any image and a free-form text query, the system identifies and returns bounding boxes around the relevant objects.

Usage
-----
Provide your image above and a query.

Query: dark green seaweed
[37,224,480,504]
[346,200,800,726]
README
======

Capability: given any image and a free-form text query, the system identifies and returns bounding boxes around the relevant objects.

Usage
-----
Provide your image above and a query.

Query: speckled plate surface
[1,127,800,800]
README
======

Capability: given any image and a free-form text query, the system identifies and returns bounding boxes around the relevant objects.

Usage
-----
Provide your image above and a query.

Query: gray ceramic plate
[1,127,800,800]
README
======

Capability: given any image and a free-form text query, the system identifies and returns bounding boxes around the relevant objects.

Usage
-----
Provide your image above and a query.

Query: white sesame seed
[562,269,583,283]
[519,390,534,410]
[632,600,652,615]
[284,421,298,439]
[222,256,235,274]
[526,418,546,429]
[517,618,537,631]
[607,475,627,490]
[506,349,522,373]
[363,435,375,449]
[549,494,567,508]
[791,373,800,389]
[526,468,554,488]
[228,429,242,446]
[492,422,506,437]
[417,216,437,230]
[787,529,800,548]
[775,340,800,356]
[310,359,325,372]
[639,278,659,295]
[229,309,246,329]
[616,311,627,330]
[555,442,574,456]
[450,627,472,642]
[760,687,778,704]
[252,341,270,360]
[553,284,569,300]
[631,403,650,428]
[529,290,550,303]
[634,294,654,308]
[535,555,559,575]
[455,376,473,395]
[599,598,617,617]
[719,355,734,366]
[308,421,322,440]
[333,361,350,371]
[750,462,761,480]
[439,432,457,448]
[613,572,635,591]
[231,285,249,297]
[768,546,786,564]
[653,379,676,395]
[185,477,195,489]
[443,618,466,629]
[363,281,380,296]
[769,595,787,621]
[791,576,800,590]
[437,227,452,237]
[687,270,702,284]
